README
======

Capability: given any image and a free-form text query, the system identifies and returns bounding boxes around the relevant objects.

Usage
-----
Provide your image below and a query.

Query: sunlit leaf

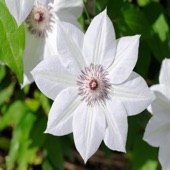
[0,1,25,83]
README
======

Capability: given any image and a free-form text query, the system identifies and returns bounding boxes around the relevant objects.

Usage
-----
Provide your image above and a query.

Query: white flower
[32,10,155,162]
[5,0,83,26]
[5,0,83,87]
[144,58,170,170]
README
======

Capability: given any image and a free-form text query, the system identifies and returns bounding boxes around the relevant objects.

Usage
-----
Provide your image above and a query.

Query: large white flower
[144,58,170,170]
[5,0,83,87]
[32,10,155,162]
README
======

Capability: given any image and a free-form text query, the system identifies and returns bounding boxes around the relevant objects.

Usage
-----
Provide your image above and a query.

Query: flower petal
[23,23,58,88]
[111,72,155,116]
[38,0,53,5]
[45,87,80,136]
[108,35,140,84]
[31,55,76,100]
[73,103,105,162]
[147,85,170,115]
[83,9,116,68]
[55,10,82,29]
[5,0,35,26]
[143,115,170,147]
[56,22,85,75]
[22,30,46,87]
[159,58,170,85]
[159,143,170,170]
[104,99,127,152]
[54,0,83,19]
[144,85,170,147]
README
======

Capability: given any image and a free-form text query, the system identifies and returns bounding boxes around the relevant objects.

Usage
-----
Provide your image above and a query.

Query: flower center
[34,12,43,22]
[77,64,111,106]
[89,79,98,90]
[25,2,54,38]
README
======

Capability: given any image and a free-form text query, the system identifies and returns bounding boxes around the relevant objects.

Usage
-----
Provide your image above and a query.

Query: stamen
[25,2,55,38]
[77,64,111,106]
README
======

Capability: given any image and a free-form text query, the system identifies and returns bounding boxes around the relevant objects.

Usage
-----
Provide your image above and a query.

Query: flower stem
[83,0,91,23]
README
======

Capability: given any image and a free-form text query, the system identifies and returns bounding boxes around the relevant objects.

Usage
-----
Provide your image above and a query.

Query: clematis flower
[32,10,155,162]
[5,0,83,87]
[144,58,170,170]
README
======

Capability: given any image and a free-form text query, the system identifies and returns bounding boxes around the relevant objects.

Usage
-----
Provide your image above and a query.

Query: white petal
[54,0,83,19]
[22,30,46,87]
[83,9,116,68]
[31,56,76,100]
[159,58,170,85]
[56,22,85,75]
[104,99,127,152]
[55,10,82,29]
[5,0,35,26]
[143,115,170,147]
[112,72,155,116]
[45,87,80,136]
[108,35,140,84]
[22,23,58,88]
[37,0,53,5]
[73,103,105,162]
[159,142,170,170]
[147,85,170,115]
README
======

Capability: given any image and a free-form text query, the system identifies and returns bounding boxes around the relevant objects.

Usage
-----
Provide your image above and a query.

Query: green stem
[83,0,91,23]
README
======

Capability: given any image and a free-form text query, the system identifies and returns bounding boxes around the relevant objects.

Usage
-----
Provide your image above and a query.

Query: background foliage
[0,0,169,169]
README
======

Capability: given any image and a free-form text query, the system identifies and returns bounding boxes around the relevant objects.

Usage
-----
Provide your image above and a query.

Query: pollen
[34,13,41,21]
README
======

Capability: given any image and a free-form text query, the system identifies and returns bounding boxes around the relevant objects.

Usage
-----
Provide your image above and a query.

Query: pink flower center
[77,64,111,106]
[34,12,44,23]
[89,79,98,91]
[26,2,54,38]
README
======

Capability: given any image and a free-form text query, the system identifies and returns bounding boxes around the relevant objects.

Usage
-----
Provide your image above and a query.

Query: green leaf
[136,41,151,77]
[0,101,27,130]
[120,4,151,38]
[143,2,170,62]
[0,1,25,83]
[0,64,6,80]
[7,110,38,170]
[137,0,150,7]
[96,0,108,12]
[44,135,64,170]
[132,136,159,170]
[0,82,15,106]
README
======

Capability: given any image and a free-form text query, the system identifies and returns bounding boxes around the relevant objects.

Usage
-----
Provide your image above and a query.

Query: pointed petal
[159,58,170,85]
[159,143,170,170]
[83,9,116,68]
[31,55,76,101]
[22,30,46,87]
[22,23,58,88]
[5,0,35,26]
[54,0,83,19]
[111,72,155,116]
[147,85,170,115]
[55,10,82,29]
[38,0,53,5]
[73,103,105,162]
[45,87,80,136]
[56,22,85,75]
[108,35,140,84]
[143,115,170,147]
[104,99,127,152]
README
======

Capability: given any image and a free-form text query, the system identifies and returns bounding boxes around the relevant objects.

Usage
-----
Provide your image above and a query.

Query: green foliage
[0,1,25,83]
